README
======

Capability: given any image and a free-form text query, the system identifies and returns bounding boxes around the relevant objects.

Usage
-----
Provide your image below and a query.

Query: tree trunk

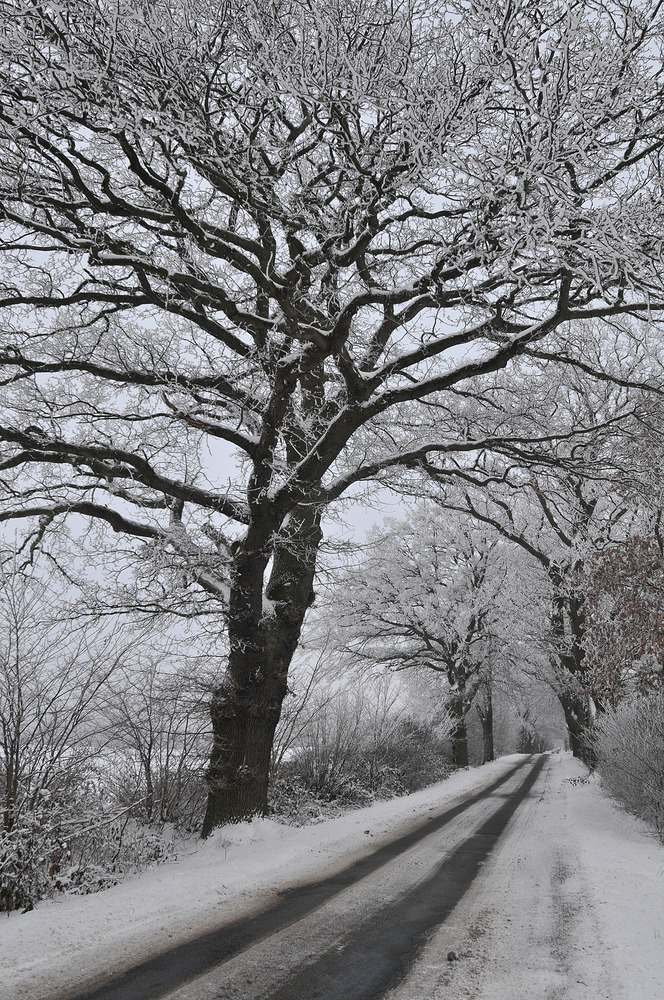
[559,691,595,764]
[476,682,494,764]
[143,755,154,822]
[449,694,469,768]
[559,600,592,761]
[550,581,592,759]
[202,508,321,835]
[3,740,19,832]
[202,662,283,832]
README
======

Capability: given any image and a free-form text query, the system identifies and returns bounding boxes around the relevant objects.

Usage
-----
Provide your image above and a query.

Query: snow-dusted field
[1,753,662,1000]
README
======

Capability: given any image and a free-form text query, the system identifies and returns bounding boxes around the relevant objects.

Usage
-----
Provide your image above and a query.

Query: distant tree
[2,0,664,828]
[413,362,653,757]
[474,674,495,764]
[270,670,454,815]
[329,511,518,766]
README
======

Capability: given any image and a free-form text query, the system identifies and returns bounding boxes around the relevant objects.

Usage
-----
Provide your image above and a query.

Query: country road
[5,754,663,1000]
[68,756,540,1000]
[67,757,541,1000]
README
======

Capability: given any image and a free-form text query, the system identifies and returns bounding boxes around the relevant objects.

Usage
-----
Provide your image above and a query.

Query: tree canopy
[2,0,664,827]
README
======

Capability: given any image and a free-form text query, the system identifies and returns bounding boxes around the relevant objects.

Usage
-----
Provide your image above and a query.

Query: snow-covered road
[386,753,655,1000]
[3,753,663,1000]
[152,756,541,1000]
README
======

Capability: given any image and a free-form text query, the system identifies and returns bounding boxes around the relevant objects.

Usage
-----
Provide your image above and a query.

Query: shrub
[269,716,453,824]
[590,692,664,839]
[0,809,68,912]
[0,784,177,912]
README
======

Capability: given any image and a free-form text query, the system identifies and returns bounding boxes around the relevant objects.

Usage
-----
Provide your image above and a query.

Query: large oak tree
[2,0,664,829]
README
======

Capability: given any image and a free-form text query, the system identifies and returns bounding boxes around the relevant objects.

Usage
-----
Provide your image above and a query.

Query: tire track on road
[265,755,546,1000]
[66,756,536,1000]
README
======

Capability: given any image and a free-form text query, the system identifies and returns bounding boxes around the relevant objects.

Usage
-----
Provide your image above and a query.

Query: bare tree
[104,655,211,827]
[2,0,664,828]
[328,511,514,766]
[0,561,124,831]
[270,642,340,780]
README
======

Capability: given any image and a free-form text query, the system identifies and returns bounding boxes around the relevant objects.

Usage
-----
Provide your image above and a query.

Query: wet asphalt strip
[67,755,538,1000]
[268,754,546,1000]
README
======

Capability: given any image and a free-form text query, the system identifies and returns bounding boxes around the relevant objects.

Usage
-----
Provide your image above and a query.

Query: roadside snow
[0,755,525,1000]
[567,756,664,999]
[2,752,662,1000]
[386,752,664,1000]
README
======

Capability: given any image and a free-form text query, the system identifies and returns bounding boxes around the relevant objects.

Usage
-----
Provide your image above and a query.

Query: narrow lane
[67,757,538,1000]
[266,756,545,1000]
[157,757,545,1000]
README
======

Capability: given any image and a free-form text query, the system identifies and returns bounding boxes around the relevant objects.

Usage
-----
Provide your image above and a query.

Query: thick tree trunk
[550,582,592,760]
[202,508,321,835]
[202,662,284,831]
[449,694,469,768]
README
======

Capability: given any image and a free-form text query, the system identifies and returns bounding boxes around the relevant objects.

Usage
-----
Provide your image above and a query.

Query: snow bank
[3,752,662,1000]
[0,756,524,1000]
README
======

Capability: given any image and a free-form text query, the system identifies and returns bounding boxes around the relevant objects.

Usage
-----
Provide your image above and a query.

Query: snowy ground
[1,753,662,1000]
[387,753,664,1000]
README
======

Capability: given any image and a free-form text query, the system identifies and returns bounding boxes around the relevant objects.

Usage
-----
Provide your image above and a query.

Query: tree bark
[202,508,321,834]
[476,682,494,764]
[449,693,469,768]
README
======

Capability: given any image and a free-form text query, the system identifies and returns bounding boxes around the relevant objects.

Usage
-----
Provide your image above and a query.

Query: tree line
[0,0,664,840]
